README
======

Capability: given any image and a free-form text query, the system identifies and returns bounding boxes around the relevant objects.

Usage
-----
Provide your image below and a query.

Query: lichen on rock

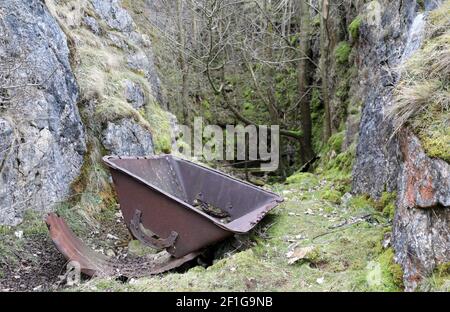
[0,0,86,225]
[102,119,154,156]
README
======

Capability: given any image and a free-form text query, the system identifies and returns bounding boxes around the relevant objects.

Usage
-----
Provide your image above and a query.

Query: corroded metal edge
[46,213,200,278]
[46,213,113,277]
[102,154,284,234]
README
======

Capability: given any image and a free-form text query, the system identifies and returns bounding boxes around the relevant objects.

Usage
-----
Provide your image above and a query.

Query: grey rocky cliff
[351,0,417,198]
[350,0,448,290]
[0,0,86,225]
[86,0,162,155]
[0,0,171,225]
[102,119,153,156]
[91,0,134,33]
[124,80,146,110]
[90,0,163,105]
[393,130,449,290]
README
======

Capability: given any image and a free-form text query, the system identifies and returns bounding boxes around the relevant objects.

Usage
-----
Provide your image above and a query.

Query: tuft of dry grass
[389,79,445,133]
[426,0,450,39]
[387,3,449,162]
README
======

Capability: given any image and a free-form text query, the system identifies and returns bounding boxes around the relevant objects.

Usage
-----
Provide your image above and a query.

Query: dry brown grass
[387,8,449,135]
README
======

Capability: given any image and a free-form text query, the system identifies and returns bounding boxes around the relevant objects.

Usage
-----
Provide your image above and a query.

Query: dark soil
[0,234,67,292]
[0,204,254,292]
[0,206,132,292]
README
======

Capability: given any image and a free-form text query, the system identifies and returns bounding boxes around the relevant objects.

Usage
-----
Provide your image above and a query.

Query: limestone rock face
[124,80,145,110]
[393,131,450,291]
[90,0,163,104]
[350,0,448,290]
[91,0,134,32]
[85,0,160,155]
[0,0,86,225]
[102,119,153,156]
[82,16,101,35]
[351,0,417,198]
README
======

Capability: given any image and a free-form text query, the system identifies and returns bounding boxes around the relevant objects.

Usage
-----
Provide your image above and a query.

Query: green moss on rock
[334,42,351,65]
[328,132,345,153]
[417,125,450,162]
[376,248,404,291]
[348,16,362,40]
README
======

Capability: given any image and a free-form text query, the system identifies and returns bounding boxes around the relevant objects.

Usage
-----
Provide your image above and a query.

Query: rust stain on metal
[46,213,200,278]
[46,213,113,277]
[103,155,284,257]
[47,155,283,278]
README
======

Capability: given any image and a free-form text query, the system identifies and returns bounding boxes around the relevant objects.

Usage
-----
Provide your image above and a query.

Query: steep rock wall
[393,130,449,290]
[45,0,162,156]
[0,0,86,225]
[351,0,417,198]
[0,0,174,224]
[349,0,448,290]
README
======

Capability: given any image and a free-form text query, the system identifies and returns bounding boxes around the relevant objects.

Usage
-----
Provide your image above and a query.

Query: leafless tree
[147,0,324,167]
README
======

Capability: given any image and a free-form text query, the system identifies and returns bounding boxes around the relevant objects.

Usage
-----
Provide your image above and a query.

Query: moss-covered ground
[3,141,449,292]
[72,157,405,292]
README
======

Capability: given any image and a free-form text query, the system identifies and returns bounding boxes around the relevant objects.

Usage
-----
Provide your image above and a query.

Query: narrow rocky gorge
[0,0,448,292]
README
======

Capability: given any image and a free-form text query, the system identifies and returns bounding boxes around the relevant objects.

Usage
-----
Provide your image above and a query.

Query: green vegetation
[145,100,173,154]
[376,192,397,219]
[390,2,450,162]
[420,262,450,291]
[348,16,362,40]
[311,88,324,152]
[286,172,319,188]
[334,42,352,65]
[74,159,401,292]
[0,211,49,269]
[367,248,403,291]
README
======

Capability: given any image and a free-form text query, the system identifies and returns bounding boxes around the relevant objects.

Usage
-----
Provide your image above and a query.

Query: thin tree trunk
[320,0,332,142]
[176,0,190,123]
[298,0,314,163]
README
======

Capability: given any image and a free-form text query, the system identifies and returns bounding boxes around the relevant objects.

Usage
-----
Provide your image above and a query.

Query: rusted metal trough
[47,154,283,277]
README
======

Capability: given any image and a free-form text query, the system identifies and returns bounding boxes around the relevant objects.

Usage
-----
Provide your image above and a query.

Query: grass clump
[389,3,449,162]
[334,42,351,65]
[427,0,450,38]
[420,262,450,291]
[285,172,319,189]
[367,248,403,291]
